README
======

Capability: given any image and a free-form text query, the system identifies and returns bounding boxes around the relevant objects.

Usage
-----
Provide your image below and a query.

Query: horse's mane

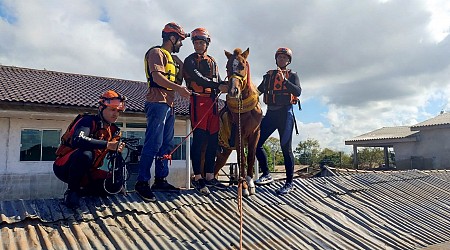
[233,48,242,55]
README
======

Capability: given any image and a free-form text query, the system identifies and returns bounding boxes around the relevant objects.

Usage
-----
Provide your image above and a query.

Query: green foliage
[357,147,385,169]
[262,144,275,172]
[294,138,320,165]
[294,138,354,168]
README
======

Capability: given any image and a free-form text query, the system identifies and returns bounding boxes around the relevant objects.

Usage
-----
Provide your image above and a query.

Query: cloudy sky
[1,0,449,153]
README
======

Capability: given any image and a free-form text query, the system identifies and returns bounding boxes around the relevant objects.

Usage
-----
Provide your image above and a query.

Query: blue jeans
[137,102,175,182]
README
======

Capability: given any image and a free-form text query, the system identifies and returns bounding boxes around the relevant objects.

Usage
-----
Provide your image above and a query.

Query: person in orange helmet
[255,47,302,195]
[136,22,192,202]
[53,90,127,209]
[183,27,228,195]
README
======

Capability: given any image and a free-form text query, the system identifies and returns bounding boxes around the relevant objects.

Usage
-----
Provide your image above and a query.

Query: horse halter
[227,58,249,89]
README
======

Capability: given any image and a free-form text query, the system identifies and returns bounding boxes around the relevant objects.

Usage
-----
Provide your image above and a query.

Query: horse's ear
[225,50,232,59]
[242,48,250,59]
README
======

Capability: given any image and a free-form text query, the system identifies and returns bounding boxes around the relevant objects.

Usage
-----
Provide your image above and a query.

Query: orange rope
[161,92,222,163]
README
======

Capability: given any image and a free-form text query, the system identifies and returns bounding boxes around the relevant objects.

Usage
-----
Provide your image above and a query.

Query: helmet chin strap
[98,106,111,125]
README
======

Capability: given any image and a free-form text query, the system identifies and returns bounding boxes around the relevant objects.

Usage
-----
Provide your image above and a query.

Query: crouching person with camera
[53,90,126,209]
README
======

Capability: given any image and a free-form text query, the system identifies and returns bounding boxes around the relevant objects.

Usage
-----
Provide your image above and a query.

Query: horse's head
[225,48,250,99]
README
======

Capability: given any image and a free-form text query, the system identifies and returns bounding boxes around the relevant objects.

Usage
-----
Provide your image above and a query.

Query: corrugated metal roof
[346,126,419,143]
[2,170,450,249]
[411,112,450,130]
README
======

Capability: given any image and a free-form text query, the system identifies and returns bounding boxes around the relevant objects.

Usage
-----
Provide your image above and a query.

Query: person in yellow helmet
[136,22,192,202]
[255,47,302,195]
[183,27,228,195]
[53,90,126,209]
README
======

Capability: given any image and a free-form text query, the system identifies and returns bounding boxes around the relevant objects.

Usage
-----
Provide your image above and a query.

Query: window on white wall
[20,129,61,161]
[121,130,187,162]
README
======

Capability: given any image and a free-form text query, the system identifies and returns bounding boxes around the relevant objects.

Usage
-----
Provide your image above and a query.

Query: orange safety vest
[263,69,298,105]
[184,54,219,96]
[54,114,121,169]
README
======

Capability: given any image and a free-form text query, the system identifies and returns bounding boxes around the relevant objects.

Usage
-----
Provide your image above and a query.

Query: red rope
[161,92,223,164]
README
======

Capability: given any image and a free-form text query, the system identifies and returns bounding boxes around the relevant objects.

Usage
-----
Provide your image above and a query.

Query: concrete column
[185,119,191,189]
[353,145,358,169]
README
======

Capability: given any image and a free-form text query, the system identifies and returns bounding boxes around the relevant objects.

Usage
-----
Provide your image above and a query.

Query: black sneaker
[151,178,180,192]
[205,178,228,190]
[192,178,210,195]
[135,181,156,202]
[63,189,80,209]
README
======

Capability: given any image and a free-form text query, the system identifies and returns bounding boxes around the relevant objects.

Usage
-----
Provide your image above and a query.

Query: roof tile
[0,65,191,115]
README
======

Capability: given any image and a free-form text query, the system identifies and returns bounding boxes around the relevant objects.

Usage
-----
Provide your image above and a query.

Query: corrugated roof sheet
[2,170,450,249]
[0,65,190,115]
[411,112,450,130]
[346,126,419,142]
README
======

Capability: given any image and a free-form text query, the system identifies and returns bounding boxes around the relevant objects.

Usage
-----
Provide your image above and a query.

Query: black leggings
[255,105,295,184]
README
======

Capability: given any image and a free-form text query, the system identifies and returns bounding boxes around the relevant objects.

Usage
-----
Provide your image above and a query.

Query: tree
[264,137,281,168]
[262,144,275,172]
[357,147,384,169]
[294,138,320,166]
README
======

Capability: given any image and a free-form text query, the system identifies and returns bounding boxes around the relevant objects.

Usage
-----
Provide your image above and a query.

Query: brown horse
[213,48,263,196]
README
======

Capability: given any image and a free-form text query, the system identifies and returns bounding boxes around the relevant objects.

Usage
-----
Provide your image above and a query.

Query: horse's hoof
[246,176,256,195]
[249,186,256,195]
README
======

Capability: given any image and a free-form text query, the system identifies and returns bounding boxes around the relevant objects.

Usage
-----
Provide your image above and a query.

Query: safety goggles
[104,98,126,111]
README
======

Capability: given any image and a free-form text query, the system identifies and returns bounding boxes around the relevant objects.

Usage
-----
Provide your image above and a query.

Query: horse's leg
[246,129,260,195]
[213,148,232,178]
[236,143,249,197]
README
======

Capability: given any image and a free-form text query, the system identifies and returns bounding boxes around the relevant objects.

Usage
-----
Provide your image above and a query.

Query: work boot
[205,178,228,190]
[63,189,80,209]
[255,173,273,186]
[192,178,210,195]
[151,178,180,192]
[135,181,156,202]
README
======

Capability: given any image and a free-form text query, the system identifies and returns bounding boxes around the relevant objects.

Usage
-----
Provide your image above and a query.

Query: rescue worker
[53,90,127,209]
[183,27,228,195]
[254,47,302,195]
[135,22,192,202]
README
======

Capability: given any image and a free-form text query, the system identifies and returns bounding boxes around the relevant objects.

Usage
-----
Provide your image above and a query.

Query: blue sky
[1,0,449,153]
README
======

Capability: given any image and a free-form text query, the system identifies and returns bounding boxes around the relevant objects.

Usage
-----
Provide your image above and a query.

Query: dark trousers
[191,129,219,176]
[53,149,115,196]
[255,105,295,184]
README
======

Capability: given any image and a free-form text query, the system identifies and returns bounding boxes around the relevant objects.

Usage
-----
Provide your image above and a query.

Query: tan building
[346,112,450,169]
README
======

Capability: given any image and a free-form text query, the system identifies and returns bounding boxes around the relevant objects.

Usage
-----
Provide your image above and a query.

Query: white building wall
[0,118,8,172]
[0,113,191,201]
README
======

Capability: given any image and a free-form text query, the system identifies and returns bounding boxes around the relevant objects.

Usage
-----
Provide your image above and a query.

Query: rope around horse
[237,95,244,250]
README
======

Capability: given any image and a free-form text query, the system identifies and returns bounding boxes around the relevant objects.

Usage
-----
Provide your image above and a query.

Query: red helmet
[275,47,292,62]
[99,90,126,111]
[191,27,211,43]
[162,22,189,40]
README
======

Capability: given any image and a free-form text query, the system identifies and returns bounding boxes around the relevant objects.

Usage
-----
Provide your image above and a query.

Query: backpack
[55,113,97,157]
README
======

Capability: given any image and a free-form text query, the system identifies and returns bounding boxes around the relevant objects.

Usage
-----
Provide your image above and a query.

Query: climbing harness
[103,137,140,194]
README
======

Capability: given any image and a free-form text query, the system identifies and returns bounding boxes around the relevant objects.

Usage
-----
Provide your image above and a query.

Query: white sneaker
[255,174,273,186]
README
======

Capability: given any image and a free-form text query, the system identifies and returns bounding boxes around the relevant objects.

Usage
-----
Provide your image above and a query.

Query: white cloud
[1,0,449,154]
